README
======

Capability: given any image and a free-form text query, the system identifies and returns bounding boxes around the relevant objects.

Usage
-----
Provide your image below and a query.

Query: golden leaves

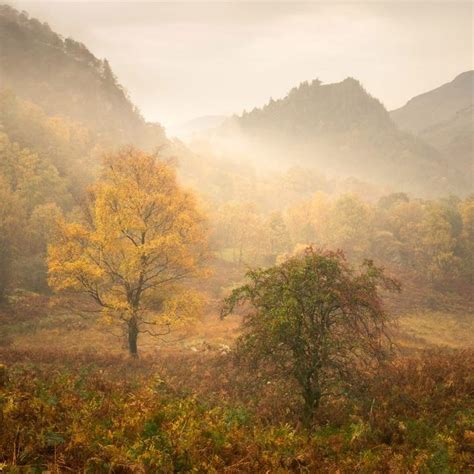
[47,147,208,338]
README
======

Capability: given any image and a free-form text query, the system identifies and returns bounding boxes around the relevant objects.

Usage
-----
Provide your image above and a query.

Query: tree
[377,192,409,210]
[267,211,291,257]
[459,195,474,280]
[19,203,64,292]
[222,248,399,425]
[48,148,207,356]
[417,203,461,283]
[0,131,70,213]
[0,178,24,301]
[326,194,374,261]
[213,201,266,265]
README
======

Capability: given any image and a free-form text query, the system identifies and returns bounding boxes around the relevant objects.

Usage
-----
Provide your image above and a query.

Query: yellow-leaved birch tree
[48,147,207,356]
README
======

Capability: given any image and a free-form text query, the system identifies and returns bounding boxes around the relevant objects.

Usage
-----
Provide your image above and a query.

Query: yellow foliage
[47,148,208,352]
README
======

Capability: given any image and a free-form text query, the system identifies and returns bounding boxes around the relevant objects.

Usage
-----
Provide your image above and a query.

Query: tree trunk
[302,385,321,428]
[128,317,139,357]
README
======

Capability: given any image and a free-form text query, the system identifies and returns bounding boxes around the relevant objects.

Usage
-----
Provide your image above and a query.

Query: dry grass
[2,290,472,359]
[0,347,473,472]
[397,311,474,349]
[0,265,473,471]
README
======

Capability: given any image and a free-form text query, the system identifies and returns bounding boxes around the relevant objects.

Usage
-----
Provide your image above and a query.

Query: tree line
[211,191,474,286]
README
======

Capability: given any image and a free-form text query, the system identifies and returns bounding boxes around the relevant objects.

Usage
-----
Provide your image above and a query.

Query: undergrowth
[0,348,473,472]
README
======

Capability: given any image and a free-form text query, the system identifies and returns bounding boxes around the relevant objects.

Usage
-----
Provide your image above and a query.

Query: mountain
[213,78,467,196]
[169,115,227,140]
[391,71,473,134]
[233,78,393,137]
[0,5,173,294]
[0,4,166,149]
[0,4,470,198]
[419,105,473,175]
[390,72,473,177]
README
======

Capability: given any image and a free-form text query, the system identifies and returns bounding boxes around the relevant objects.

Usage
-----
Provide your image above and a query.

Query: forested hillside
[213,78,469,196]
[0,5,166,149]
[0,90,93,297]
[0,5,173,298]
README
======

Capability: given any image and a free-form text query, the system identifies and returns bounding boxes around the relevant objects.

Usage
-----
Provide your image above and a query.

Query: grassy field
[397,311,474,349]
[2,290,473,356]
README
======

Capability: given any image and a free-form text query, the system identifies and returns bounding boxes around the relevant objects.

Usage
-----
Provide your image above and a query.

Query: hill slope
[215,78,467,196]
[0,4,165,149]
[391,71,474,134]
[0,5,173,295]
[419,105,473,176]
[391,72,473,177]
[170,115,227,140]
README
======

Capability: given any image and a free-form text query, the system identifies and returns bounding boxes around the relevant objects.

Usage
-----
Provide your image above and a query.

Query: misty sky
[12,1,474,129]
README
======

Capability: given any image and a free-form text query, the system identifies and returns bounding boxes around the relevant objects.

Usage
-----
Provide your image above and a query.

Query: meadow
[1,284,473,472]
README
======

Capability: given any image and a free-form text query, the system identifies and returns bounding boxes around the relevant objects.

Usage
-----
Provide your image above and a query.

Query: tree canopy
[222,248,400,423]
[48,148,208,356]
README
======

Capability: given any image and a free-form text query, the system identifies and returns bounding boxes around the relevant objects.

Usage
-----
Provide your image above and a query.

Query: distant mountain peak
[341,76,362,86]
[453,70,474,83]
[213,75,469,196]
[391,71,473,134]
[232,76,392,137]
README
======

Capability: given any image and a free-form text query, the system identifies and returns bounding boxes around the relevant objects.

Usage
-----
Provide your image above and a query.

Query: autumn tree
[48,148,207,356]
[0,178,24,300]
[326,194,374,261]
[417,203,461,282]
[213,201,267,265]
[222,248,399,425]
[21,203,64,292]
[267,211,291,258]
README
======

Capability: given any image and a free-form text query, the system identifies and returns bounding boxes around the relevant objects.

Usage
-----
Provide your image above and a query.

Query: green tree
[417,203,461,283]
[222,248,399,424]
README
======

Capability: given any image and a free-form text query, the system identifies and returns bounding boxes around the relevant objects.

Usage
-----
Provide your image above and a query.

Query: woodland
[0,5,473,473]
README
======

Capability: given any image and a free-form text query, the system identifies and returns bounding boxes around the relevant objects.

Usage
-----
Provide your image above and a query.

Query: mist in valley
[0,2,473,472]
